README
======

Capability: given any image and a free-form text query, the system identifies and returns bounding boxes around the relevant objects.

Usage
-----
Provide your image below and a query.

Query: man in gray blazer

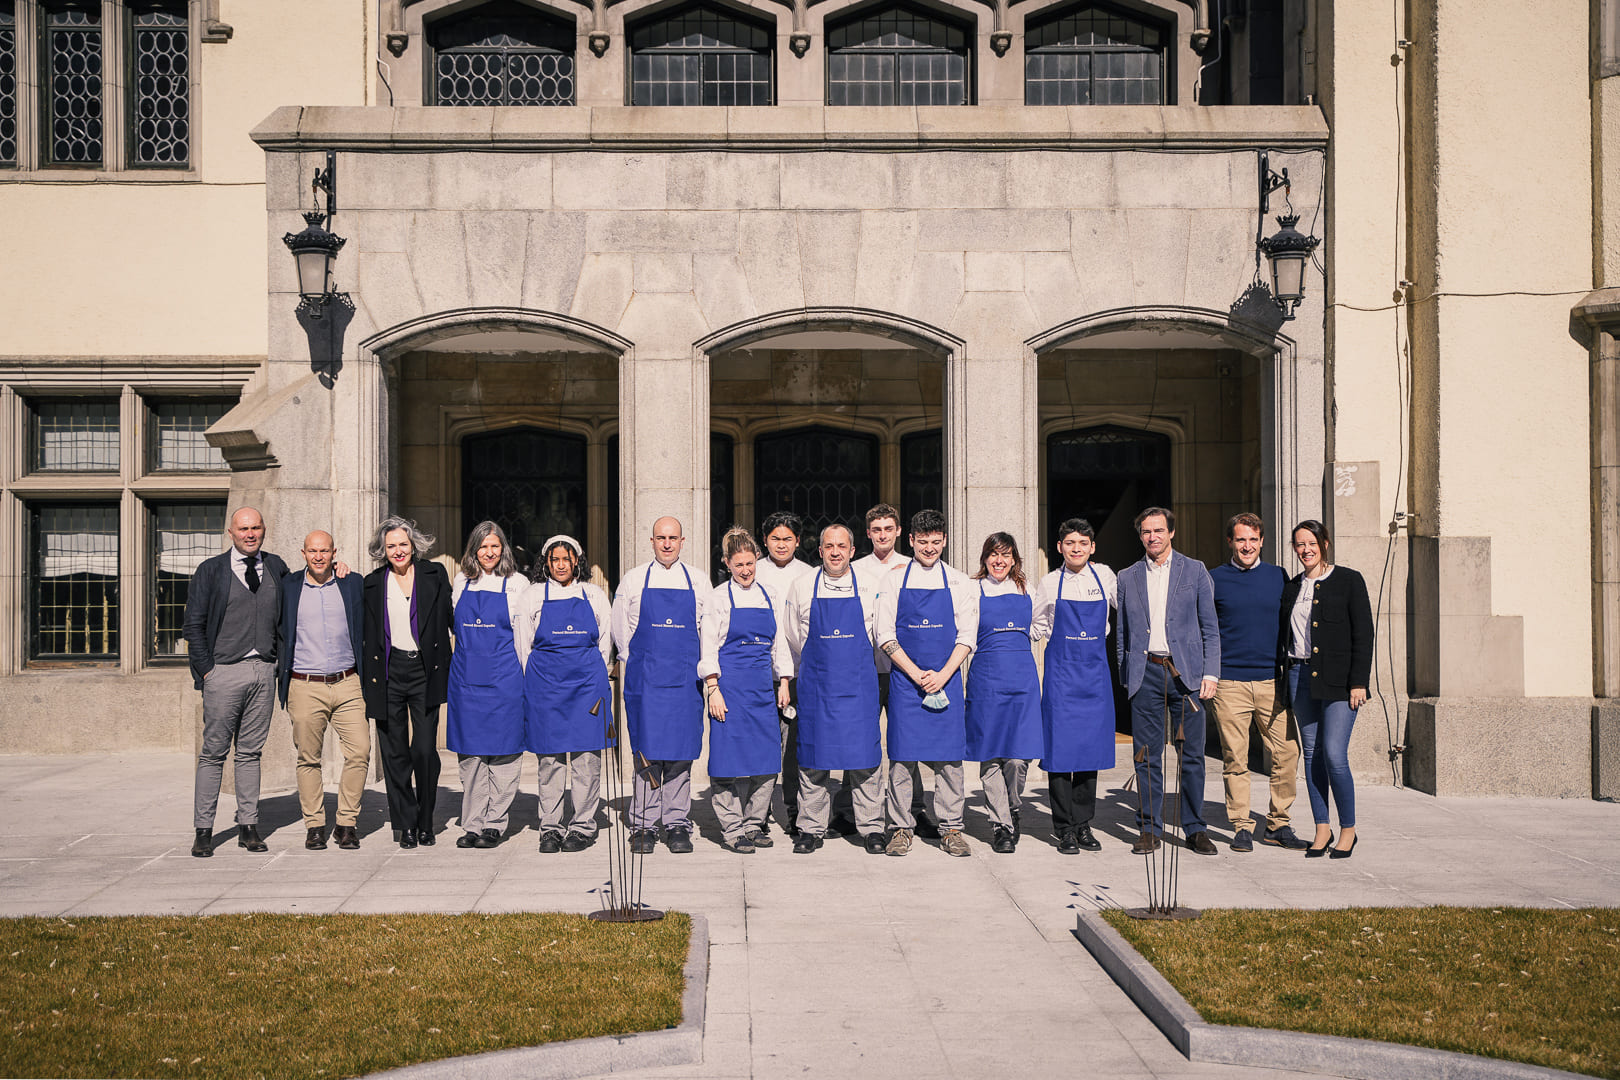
[1115,507,1221,856]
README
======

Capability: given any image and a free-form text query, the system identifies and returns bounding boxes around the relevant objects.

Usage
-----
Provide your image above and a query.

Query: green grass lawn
[1103,906,1620,1079]
[0,911,690,1080]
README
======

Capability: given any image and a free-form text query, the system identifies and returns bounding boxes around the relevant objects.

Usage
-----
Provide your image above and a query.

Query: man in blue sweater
[1208,514,1310,852]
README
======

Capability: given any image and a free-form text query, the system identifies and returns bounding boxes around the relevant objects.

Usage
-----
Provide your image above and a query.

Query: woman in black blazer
[362,516,453,849]
[1280,520,1373,859]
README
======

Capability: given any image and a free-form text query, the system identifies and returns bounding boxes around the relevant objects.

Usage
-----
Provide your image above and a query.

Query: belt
[390,648,420,660]
[289,667,356,684]
[1146,653,1183,680]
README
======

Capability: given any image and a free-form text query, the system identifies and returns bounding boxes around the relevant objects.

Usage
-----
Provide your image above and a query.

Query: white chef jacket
[1030,563,1118,642]
[851,550,910,672]
[698,578,793,682]
[783,566,882,666]
[610,559,711,667]
[872,559,979,654]
[517,578,614,671]
[753,554,815,600]
[451,571,533,665]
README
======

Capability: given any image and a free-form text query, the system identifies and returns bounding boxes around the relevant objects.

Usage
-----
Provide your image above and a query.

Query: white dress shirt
[1145,551,1174,654]
[1031,563,1118,641]
[610,559,711,667]
[851,550,909,672]
[1289,568,1332,660]
[783,566,882,666]
[698,579,793,682]
[452,571,533,666]
[518,578,614,671]
[872,559,979,654]
[753,555,815,600]
[387,570,418,651]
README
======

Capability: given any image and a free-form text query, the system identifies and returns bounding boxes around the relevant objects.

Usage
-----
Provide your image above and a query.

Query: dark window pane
[0,0,16,166]
[462,428,588,576]
[31,399,119,472]
[151,399,230,471]
[44,0,103,164]
[1025,2,1164,106]
[630,4,772,107]
[430,0,575,105]
[899,430,942,538]
[827,3,967,106]
[130,1,188,166]
[31,503,119,660]
[152,502,224,657]
[710,432,734,584]
[755,428,880,565]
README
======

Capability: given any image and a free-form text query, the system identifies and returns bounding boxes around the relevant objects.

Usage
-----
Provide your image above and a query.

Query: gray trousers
[631,760,692,830]
[457,753,522,833]
[798,767,885,836]
[712,775,776,841]
[979,758,1029,829]
[886,760,966,831]
[537,750,603,838]
[193,659,276,830]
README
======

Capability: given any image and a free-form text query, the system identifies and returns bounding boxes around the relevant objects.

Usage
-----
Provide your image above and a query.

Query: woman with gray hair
[361,516,453,848]
[520,535,614,853]
[448,520,531,849]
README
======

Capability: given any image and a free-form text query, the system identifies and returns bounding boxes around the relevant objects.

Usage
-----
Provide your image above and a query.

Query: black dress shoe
[1132,832,1162,855]
[238,825,268,853]
[1305,833,1334,858]
[1075,825,1101,851]
[1186,831,1218,856]
[191,829,214,858]
[1329,833,1359,860]
[399,828,418,849]
[830,815,858,837]
[913,809,941,840]
[305,827,329,851]
[456,831,480,849]
[1055,829,1080,855]
[1011,808,1022,840]
[665,827,694,853]
[416,828,436,846]
[474,829,501,848]
[990,827,1015,854]
[629,829,657,854]
[333,825,361,850]
[862,832,888,854]
[561,832,594,852]
[792,832,823,854]
[537,832,563,853]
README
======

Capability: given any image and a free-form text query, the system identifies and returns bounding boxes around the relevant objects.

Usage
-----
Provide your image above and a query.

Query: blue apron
[446,577,525,756]
[623,563,703,762]
[1041,564,1116,772]
[708,582,781,778]
[796,570,880,771]
[965,583,1043,760]
[886,562,967,761]
[523,580,612,755]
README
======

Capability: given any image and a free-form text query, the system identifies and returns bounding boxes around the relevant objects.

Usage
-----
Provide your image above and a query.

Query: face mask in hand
[922,690,950,711]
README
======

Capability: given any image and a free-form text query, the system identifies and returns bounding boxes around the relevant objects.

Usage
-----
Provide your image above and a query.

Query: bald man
[612,517,713,853]
[185,507,290,857]
[278,531,368,851]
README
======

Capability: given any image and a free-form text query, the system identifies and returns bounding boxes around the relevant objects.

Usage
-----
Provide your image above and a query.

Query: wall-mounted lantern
[282,150,348,319]
[1255,152,1321,321]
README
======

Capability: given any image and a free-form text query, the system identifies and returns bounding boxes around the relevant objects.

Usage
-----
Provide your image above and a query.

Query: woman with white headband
[520,534,614,853]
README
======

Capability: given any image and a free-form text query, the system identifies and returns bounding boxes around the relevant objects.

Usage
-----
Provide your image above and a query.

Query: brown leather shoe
[1186,831,1218,856]
[305,826,329,850]
[1132,832,1162,855]
[333,825,360,850]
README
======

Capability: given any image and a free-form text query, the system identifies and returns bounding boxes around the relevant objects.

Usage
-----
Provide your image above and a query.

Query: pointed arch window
[628,4,773,106]
[429,0,576,106]
[1025,2,1166,105]
[827,4,970,106]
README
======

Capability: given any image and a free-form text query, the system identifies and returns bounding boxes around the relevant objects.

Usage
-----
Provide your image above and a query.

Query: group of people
[185,500,1372,862]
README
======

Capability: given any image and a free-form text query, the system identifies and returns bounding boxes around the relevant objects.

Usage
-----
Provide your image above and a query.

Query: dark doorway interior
[899,428,942,535]
[754,427,881,565]
[1046,425,1172,573]
[462,427,588,577]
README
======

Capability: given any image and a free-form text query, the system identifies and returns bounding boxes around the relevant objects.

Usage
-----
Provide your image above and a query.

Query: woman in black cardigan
[1280,520,1374,859]
[362,516,453,849]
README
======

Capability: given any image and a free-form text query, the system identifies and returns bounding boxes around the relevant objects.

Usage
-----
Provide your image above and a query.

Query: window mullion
[0,388,17,675]
[119,385,137,671]
[100,0,122,169]
[14,0,38,169]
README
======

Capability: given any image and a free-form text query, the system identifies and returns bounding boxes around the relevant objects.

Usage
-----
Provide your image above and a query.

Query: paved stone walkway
[1,750,1615,1079]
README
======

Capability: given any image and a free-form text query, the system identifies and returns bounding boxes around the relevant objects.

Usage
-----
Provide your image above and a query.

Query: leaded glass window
[462,427,588,571]
[152,501,224,658]
[150,399,230,471]
[1025,3,1165,105]
[430,0,576,106]
[755,428,880,565]
[30,503,120,661]
[629,5,772,106]
[827,5,969,107]
[130,1,189,166]
[899,429,942,536]
[43,0,103,165]
[30,399,120,472]
[1,1,17,166]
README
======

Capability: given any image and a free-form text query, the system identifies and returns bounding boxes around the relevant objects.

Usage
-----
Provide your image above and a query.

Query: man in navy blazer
[1115,507,1222,856]
[278,531,368,851]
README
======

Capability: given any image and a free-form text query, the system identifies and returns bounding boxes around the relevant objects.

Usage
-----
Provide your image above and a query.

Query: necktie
[245,555,260,593]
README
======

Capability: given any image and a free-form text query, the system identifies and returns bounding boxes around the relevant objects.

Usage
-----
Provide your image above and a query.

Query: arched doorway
[461,427,588,574]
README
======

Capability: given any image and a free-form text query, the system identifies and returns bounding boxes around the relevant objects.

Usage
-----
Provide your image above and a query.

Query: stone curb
[366,913,708,1080]
[1075,912,1590,1080]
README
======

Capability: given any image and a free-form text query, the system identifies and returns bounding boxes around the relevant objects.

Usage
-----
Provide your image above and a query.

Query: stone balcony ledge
[251,104,1329,153]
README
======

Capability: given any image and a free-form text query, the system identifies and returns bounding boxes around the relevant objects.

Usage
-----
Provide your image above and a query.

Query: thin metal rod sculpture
[590,675,664,923]
[1127,671,1202,921]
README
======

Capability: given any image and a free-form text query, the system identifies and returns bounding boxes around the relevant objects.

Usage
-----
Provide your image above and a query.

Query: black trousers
[1048,770,1098,832]
[378,649,441,833]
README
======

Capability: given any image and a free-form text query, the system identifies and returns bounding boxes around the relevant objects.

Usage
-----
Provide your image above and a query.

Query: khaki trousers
[1210,677,1299,833]
[287,673,370,829]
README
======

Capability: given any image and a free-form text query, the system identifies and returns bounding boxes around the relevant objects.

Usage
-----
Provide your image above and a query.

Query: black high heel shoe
[1329,833,1359,860]
[1305,833,1334,858]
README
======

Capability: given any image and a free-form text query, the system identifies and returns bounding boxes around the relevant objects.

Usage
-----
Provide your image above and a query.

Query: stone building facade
[0,0,1614,801]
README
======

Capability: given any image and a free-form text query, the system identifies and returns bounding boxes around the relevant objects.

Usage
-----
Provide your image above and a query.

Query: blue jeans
[1129,660,1207,835]
[1287,665,1356,828]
